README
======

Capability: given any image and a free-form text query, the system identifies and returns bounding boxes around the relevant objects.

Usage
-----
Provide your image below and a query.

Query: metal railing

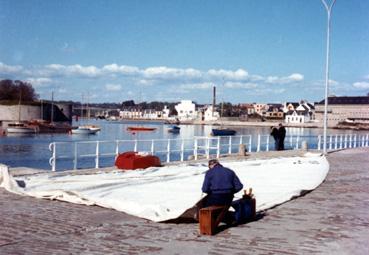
[49,133,369,171]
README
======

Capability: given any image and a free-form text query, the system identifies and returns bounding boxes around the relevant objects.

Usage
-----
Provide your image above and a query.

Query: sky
[0,0,368,104]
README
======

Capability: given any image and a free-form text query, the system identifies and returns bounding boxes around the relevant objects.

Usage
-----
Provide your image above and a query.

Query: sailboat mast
[18,90,22,122]
[51,91,54,123]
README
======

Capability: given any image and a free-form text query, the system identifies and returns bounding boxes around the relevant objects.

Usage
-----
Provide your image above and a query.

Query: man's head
[279,123,283,127]
[208,159,219,169]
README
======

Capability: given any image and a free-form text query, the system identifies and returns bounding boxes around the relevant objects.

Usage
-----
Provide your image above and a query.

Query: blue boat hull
[211,128,236,136]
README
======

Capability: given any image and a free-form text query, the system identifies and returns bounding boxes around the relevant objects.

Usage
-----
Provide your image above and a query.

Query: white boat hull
[71,127,98,134]
[6,127,36,133]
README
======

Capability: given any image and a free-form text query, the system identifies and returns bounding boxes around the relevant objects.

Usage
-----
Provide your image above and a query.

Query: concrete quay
[1,148,368,254]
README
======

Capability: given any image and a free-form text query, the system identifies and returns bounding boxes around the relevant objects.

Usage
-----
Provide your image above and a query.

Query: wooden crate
[199,206,228,235]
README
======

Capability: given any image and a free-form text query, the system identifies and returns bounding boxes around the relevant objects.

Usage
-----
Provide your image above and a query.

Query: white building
[285,101,314,124]
[162,105,170,119]
[204,105,220,121]
[175,100,197,121]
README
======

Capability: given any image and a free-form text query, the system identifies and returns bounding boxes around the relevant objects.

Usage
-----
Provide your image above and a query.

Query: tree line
[0,79,38,102]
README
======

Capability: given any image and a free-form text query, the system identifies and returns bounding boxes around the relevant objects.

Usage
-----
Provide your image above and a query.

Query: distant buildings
[284,101,314,124]
[315,96,369,127]
[174,100,197,121]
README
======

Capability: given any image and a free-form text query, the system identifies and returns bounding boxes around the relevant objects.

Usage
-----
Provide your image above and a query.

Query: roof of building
[316,96,369,105]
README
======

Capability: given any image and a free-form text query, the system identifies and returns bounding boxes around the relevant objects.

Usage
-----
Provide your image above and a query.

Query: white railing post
[151,140,154,155]
[74,142,78,170]
[340,135,343,149]
[257,134,261,152]
[317,135,321,150]
[180,139,184,161]
[49,142,56,172]
[353,134,357,148]
[95,141,99,169]
[366,134,369,147]
[295,136,299,149]
[206,138,210,159]
[329,135,332,150]
[361,135,365,147]
[349,134,352,148]
[216,136,220,158]
[166,139,170,163]
[134,140,138,152]
[248,135,252,152]
[335,134,338,149]
[289,135,293,149]
[115,140,119,159]
[344,134,347,148]
[194,138,198,160]
[266,135,270,152]
[240,135,243,145]
[228,136,232,155]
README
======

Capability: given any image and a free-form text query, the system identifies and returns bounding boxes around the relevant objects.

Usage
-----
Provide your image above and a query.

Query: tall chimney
[212,86,216,116]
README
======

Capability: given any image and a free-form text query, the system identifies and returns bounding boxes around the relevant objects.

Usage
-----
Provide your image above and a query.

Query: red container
[115,151,161,170]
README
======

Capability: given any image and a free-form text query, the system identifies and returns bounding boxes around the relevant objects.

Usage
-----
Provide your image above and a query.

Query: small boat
[70,126,99,135]
[127,127,156,131]
[81,125,101,132]
[28,119,71,133]
[168,126,180,134]
[211,128,236,136]
[6,122,37,134]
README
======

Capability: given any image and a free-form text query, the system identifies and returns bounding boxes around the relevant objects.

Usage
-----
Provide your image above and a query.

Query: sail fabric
[0,153,329,222]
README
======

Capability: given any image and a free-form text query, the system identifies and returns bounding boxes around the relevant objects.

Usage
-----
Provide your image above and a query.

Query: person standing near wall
[278,123,286,150]
[270,126,279,150]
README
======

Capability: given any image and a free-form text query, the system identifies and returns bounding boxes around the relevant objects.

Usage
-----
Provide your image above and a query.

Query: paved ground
[1,148,368,254]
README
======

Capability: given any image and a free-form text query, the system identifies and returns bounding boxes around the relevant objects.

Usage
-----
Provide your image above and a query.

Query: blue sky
[1,0,368,104]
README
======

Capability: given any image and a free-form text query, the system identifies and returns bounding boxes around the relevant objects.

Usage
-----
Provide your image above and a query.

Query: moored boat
[70,126,99,134]
[6,123,37,134]
[127,127,156,131]
[168,126,180,133]
[211,128,236,136]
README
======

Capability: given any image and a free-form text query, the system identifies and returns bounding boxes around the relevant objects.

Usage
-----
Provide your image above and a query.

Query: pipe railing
[49,133,369,171]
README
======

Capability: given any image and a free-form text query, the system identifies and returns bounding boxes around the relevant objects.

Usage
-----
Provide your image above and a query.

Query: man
[278,123,286,150]
[201,159,243,207]
[270,126,279,150]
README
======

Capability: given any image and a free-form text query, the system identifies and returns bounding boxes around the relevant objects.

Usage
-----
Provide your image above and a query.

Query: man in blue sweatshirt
[202,159,243,207]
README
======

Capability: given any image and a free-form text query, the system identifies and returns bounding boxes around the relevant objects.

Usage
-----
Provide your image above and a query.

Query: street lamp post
[321,0,336,154]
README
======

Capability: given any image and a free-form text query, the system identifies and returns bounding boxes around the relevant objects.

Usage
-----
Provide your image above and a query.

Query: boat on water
[167,126,180,134]
[6,90,38,134]
[70,126,99,135]
[211,128,236,136]
[6,122,37,134]
[127,127,156,131]
[28,119,71,133]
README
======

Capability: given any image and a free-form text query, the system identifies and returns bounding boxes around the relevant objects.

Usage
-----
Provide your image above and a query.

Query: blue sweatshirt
[202,164,243,195]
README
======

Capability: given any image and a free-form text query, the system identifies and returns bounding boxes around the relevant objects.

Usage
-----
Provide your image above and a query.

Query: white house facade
[175,100,197,121]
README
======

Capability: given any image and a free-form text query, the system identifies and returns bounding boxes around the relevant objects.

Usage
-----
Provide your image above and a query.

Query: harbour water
[0,119,366,171]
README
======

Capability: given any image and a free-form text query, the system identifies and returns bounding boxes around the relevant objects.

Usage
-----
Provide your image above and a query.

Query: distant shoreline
[98,118,369,130]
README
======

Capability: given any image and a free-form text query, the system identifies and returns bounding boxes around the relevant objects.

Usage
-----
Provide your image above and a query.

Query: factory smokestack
[212,86,216,116]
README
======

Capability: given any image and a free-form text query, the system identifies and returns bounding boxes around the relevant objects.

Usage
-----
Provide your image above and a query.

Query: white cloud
[143,66,201,79]
[105,83,122,91]
[224,82,258,89]
[353,81,369,89]
[0,62,23,74]
[265,73,304,84]
[102,64,140,75]
[26,77,53,87]
[207,68,249,80]
[43,64,101,77]
[179,82,213,90]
